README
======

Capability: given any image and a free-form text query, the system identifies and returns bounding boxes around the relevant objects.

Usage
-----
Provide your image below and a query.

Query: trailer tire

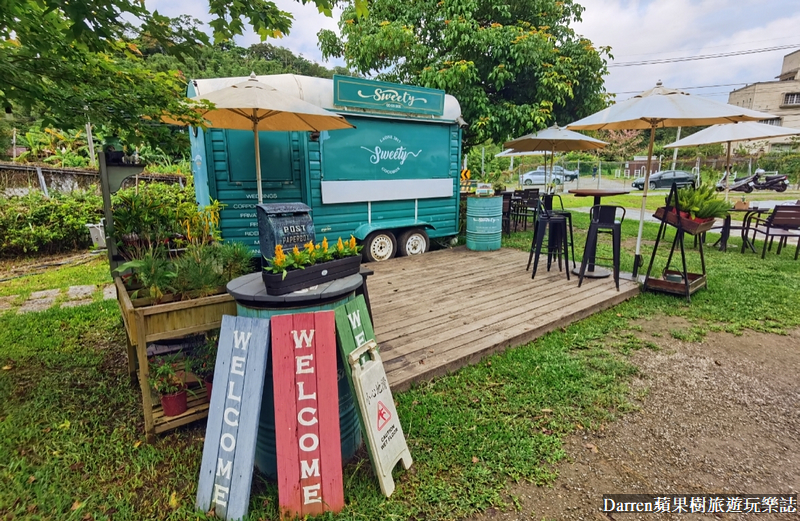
[363,231,397,262]
[398,229,429,256]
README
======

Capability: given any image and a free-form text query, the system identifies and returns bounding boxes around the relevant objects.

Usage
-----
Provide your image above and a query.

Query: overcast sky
[150,0,800,102]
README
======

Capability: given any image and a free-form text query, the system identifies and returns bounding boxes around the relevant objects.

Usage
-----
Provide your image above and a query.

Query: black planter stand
[643,183,713,303]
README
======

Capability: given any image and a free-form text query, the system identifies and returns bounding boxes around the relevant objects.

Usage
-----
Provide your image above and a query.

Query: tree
[0,0,365,146]
[319,0,610,150]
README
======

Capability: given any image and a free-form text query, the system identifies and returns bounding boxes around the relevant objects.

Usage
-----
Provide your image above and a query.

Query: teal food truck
[188,74,465,261]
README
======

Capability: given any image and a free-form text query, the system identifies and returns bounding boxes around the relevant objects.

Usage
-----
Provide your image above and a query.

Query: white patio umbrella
[567,81,775,275]
[665,121,800,200]
[504,125,607,187]
[494,149,545,171]
[164,73,354,203]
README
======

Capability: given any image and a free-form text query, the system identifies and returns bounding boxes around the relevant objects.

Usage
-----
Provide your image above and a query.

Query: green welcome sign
[333,75,445,116]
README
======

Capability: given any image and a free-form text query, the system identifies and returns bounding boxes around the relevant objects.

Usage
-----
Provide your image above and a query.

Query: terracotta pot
[204,375,213,401]
[160,389,188,417]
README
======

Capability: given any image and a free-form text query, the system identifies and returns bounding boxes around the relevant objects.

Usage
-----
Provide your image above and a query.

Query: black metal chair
[541,193,576,269]
[501,195,513,236]
[579,205,626,290]
[526,199,570,281]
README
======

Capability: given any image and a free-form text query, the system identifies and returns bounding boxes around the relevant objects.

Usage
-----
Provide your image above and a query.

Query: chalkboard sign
[256,203,315,261]
[196,315,271,521]
[271,311,344,518]
[334,296,412,497]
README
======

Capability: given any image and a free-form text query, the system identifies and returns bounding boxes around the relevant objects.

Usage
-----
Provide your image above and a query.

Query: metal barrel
[466,196,503,251]
[235,296,363,480]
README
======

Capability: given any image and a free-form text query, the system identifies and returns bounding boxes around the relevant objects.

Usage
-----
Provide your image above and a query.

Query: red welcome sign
[271,311,344,518]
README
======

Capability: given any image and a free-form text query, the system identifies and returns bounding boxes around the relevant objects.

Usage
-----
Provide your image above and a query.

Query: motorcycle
[716,171,756,193]
[751,169,789,192]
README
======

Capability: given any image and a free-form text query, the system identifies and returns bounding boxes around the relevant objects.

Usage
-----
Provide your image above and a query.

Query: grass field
[2,215,800,520]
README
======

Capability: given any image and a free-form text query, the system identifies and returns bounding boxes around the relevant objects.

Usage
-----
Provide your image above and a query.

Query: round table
[568,188,631,278]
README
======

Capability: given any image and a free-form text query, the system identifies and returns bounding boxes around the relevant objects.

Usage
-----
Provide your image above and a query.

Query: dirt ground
[469,318,800,521]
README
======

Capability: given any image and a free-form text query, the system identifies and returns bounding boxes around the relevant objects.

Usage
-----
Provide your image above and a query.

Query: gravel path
[469,317,800,520]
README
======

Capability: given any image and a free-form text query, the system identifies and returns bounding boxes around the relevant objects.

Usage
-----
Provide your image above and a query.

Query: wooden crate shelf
[116,276,237,441]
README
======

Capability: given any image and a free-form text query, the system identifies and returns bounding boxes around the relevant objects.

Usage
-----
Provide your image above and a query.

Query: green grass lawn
[2,218,800,520]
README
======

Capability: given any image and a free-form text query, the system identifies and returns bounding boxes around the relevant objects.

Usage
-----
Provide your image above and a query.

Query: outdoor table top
[226,271,363,305]
[568,189,631,198]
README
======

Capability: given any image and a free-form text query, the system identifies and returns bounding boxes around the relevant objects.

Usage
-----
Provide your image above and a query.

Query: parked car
[520,170,565,186]
[530,165,579,181]
[631,170,697,190]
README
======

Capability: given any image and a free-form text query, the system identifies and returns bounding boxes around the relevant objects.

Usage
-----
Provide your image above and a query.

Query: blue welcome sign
[333,75,445,116]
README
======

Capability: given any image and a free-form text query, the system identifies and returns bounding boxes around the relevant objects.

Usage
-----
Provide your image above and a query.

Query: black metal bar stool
[541,193,576,269]
[526,200,570,281]
[579,205,626,290]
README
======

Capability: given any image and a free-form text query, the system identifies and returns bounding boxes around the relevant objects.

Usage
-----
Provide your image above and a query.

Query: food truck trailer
[188,74,465,261]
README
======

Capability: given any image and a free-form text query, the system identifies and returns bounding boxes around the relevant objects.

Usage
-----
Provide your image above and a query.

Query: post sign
[333,75,445,116]
[256,203,315,261]
[196,315,271,521]
[334,297,412,497]
[271,311,344,518]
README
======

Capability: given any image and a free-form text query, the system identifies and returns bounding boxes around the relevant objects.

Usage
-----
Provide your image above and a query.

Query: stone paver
[67,285,95,300]
[61,299,94,309]
[18,297,55,314]
[103,285,117,300]
[0,296,16,311]
[29,289,60,299]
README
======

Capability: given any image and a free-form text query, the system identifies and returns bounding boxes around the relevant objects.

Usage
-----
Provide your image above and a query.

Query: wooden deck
[367,247,640,391]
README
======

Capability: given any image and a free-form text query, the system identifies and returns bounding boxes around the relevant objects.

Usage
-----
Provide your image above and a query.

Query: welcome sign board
[334,296,412,497]
[333,75,445,116]
[271,311,344,518]
[196,315,271,521]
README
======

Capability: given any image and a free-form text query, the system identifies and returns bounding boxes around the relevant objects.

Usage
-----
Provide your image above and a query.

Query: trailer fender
[353,220,435,241]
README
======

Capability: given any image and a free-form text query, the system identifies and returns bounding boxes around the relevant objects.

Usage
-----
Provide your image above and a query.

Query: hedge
[0,189,104,258]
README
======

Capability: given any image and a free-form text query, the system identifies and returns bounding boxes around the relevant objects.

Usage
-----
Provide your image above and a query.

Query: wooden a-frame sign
[197,315,271,521]
[271,311,344,519]
[334,296,412,497]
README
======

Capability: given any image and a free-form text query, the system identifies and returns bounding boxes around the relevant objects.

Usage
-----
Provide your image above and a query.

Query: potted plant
[191,334,219,400]
[655,184,730,234]
[148,354,188,417]
[262,236,363,295]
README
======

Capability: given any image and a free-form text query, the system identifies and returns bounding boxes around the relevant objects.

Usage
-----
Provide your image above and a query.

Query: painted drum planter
[262,255,362,296]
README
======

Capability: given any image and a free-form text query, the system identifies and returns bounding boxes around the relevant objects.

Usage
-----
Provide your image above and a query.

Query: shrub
[0,189,103,257]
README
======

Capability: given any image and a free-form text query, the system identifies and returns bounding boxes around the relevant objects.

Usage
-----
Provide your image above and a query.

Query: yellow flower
[336,237,344,252]
[321,237,329,252]
[304,241,315,254]
[348,236,357,249]
[293,246,300,256]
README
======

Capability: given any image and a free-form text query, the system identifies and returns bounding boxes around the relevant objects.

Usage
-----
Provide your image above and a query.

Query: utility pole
[671,127,681,170]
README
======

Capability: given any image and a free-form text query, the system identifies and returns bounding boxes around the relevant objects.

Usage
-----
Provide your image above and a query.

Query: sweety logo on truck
[361,135,422,175]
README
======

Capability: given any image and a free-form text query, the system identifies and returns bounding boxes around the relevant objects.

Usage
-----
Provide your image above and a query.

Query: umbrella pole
[550,147,555,193]
[253,116,263,204]
[724,141,732,203]
[633,125,656,278]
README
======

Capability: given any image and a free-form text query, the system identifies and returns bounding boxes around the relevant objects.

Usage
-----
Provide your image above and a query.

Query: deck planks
[367,247,640,391]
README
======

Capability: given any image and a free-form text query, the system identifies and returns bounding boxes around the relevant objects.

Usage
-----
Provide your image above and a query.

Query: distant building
[728,49,800,151]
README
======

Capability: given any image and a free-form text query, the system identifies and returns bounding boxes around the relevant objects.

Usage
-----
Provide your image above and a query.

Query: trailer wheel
[398,229,429,256]
[364,231,397,262]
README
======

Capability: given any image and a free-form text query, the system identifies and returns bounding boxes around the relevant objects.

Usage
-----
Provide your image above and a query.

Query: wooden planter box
[654,207,716,236]
[261,255,362,295]
[115,277,236,441]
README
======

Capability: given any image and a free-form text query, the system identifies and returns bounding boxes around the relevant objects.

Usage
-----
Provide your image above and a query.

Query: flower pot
[261,254,362,295]
[160,389,188,417]
[654,207,716,236]
[204,375,213,401]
